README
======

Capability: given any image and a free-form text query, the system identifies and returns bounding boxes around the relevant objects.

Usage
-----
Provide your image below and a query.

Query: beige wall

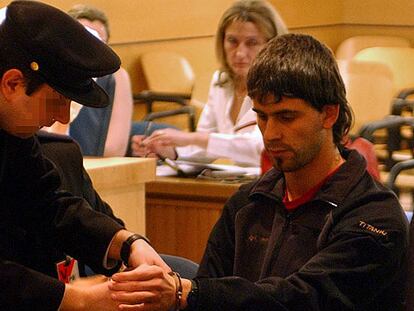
[341,0,414,50]
[343,0,414,25]
[29,0,234,110]
[272,0,343,28]
[3,0,413,118]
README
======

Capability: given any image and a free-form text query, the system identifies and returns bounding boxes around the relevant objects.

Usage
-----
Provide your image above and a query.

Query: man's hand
[129,239,171,272]
[60,278,120,311]
[109,264,176,311]
[108,230,170,272]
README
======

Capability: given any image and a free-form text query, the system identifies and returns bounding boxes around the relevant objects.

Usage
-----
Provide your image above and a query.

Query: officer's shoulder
[37,131,75,144]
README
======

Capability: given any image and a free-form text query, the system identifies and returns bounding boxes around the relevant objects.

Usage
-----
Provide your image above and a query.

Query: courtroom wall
[0,0,412,116]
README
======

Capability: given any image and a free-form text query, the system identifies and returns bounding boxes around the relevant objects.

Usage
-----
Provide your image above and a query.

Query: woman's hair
[67,4,110,41]
[215,0,288,86]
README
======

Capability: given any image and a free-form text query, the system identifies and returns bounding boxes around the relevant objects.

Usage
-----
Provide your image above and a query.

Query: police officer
[0,1,167,310]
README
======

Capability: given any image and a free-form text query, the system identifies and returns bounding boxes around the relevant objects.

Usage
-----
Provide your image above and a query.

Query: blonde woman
[131,0,287,166]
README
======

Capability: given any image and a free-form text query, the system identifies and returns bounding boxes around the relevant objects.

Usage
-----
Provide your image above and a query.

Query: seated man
[108,34,408,310]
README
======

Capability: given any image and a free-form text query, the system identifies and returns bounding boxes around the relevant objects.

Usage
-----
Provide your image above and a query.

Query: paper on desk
[156,159,260,177]
[177,155,216,164]
[156,162,202,177]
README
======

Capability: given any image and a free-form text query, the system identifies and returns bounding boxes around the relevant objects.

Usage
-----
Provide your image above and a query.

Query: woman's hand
[143,128,197,148]
[130,134,177,159]
[131,129,209,160]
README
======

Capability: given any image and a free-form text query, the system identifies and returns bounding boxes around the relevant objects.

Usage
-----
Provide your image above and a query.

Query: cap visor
[49,80,110,108]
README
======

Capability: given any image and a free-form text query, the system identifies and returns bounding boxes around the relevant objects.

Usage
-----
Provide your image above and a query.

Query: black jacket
[0,130,124,310]
[196,149,408,311]
[38,131,124,226]
[37,131,124,277]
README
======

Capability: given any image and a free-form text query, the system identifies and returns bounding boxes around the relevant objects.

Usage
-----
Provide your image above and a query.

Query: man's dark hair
[247,33,353,148]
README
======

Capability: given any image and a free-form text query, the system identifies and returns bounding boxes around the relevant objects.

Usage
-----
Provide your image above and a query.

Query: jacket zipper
[260,210,292,277]
[260,199,335,278]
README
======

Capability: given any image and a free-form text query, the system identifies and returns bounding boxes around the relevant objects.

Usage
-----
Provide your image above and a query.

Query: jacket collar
[249,148,369,207]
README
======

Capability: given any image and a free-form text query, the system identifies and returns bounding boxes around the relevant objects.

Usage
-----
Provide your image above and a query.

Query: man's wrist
[120,233,150,267]
[181,278,197,310]
[107,230,150,266]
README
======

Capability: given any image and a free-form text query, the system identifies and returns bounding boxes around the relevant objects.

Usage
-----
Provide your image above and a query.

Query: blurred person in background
[64,4,133,156]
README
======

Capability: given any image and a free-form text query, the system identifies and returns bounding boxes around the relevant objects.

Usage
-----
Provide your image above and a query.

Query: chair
[338,60,395,137]
[160,254,199,279]
[134,51,198,131]
[386,159,414,190]
[336,35,410,61]
[354,47,414,97]
[338,59,401,172]
[353,47,414,167]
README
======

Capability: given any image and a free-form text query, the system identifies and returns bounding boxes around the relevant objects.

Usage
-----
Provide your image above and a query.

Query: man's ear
[1,69,26,101]
[322,104,340,129]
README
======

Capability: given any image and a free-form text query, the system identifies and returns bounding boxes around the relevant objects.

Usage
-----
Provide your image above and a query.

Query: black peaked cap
[2,0,121,108]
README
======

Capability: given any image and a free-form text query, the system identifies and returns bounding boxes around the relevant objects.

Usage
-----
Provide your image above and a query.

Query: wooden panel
[146,177,240,262]
[272,0,343,28]
[341,25,414,47]
[84,157,156,234]
[36,0,233,43]
[291,24,346,52]
[343,0,414,25]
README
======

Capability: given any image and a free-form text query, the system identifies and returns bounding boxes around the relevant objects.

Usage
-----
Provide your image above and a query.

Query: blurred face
[3,83,71,137]
[253,95,331,172]
[78,18,108,43]
[224,20,266,80]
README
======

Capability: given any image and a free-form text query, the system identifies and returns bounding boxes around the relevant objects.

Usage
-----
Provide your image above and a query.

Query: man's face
[4,83,71,138]
[253,95,331,172]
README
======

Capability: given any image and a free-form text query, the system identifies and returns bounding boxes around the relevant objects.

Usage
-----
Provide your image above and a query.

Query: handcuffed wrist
[168,271,183,311]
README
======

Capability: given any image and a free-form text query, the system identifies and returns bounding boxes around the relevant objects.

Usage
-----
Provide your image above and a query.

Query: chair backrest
[336,35,411,61]
[160,254,199,279]
[338,59,394,135]
[141,51,195,95]
[354,47,414,96]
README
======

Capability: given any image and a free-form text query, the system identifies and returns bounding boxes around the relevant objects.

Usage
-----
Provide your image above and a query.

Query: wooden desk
[84,157,156,234]
[146,177,241,263]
